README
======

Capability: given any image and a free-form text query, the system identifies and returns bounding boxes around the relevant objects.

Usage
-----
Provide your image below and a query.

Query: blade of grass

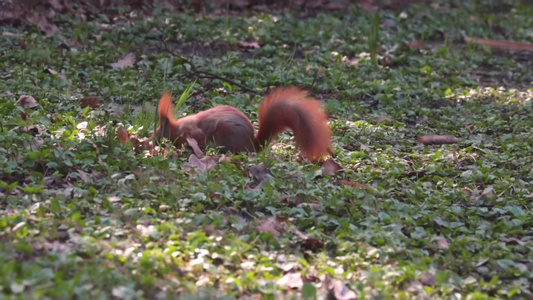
[369,10,381,64]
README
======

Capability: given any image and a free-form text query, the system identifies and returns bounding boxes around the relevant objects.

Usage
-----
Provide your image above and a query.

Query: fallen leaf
[501,237,526,246]
[17,38,27,49]
[418,273,435,286]
[277,272,303,290]
[475,258,489,267]
[305,274,321,283]
[28,13,59,35]
[239,40,260,51]
[71,169,90,183]
[436,236,449,249]
[186,137,204,157]
[20,112,28,122]
[301,238,323,252]
[131,137,154,153]
[464,35,533,52]
[465,124,476,134]
[182,154,217,173]
[2,31,22,37]
[480,186,494,199]
[376,115,394,125]
[324,275,357,300]
[303,0,325,9]
[257,218,283,238]
[339,180,369,188]
[111,53,136,69]
[249,164,273,181]
[460,188,473,195]
[360,0,378,12]
[21,125,43,135]
[116,126,129,144]
[417,135,461,145]
[218,154,235,164]
[45,68,58,75]
[49,0,64,11]
[80,97,102,108]
[15,95,38,109]
[325,1,347,11]
[33,139,44,147]
[228,0,251,8]
[321,159,342,176]
[408,41,424,48]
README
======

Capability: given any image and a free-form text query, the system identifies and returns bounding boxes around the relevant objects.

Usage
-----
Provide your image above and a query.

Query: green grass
[0,1,532,299]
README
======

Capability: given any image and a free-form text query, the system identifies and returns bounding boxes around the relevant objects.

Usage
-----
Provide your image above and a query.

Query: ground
[0,0,532,299]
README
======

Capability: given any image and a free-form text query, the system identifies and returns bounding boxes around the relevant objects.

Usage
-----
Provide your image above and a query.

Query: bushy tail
[255,87,332,161]
[155,92,178,141]
[158,92,175,123]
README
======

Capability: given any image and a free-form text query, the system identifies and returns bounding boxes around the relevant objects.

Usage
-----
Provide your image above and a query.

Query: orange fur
[255,87,332,161]
[154,87,332,162]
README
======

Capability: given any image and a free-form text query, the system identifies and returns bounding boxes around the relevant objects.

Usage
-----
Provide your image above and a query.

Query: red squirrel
[154,87,332,162]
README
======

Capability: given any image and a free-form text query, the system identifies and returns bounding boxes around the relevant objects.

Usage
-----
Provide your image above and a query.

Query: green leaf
[50,198,61,213]
[302,282,317,299]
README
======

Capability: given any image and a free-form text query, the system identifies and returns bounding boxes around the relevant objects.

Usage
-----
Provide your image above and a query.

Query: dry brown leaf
[325,1,347,11]
[111,53,136,69]
[480,186,494,199]
[301,238,323,252]
[182,154,216,173]
[360,0,378,12]
[186,137,204,157]
[501,237,526,246]
[376,115,394,125]
[277,272,303,290]
[418,273,436,286]
[324,275,357,300]
[436,236,449,249]
[2,31,22,37]
[28,13,59,36]
[45,68,67,80]
[408,41,424,48]
[49,0,64,11]
[230,0,252,8]
[15,95,38,109]
[116,126,129,144]
[417,135,461,145]
[460,188,473,195]
[249,164,273,181]
[239,40,260,51]
[321,159,342,176]
[73,169,90,183]
[80,97,102,108]
[21,125,43,135]
[257,218,283,238]
[17,38,27,49]
[131,137,154,153]
[45,68,58,75]
[339,180,369,188]
[464,36,533,52]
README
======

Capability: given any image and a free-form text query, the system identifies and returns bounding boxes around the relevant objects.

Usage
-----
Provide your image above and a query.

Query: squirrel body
[155,87,331,161]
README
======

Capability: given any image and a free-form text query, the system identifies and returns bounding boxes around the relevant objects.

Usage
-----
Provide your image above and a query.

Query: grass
[0,1,532,299]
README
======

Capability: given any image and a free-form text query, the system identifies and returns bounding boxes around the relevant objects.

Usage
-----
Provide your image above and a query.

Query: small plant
[368,10,381,65]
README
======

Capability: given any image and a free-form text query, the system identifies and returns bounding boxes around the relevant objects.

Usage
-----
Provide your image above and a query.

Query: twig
[160,40,259,95]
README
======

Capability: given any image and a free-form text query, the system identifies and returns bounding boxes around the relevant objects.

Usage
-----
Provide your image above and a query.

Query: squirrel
[154,87,332,162]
